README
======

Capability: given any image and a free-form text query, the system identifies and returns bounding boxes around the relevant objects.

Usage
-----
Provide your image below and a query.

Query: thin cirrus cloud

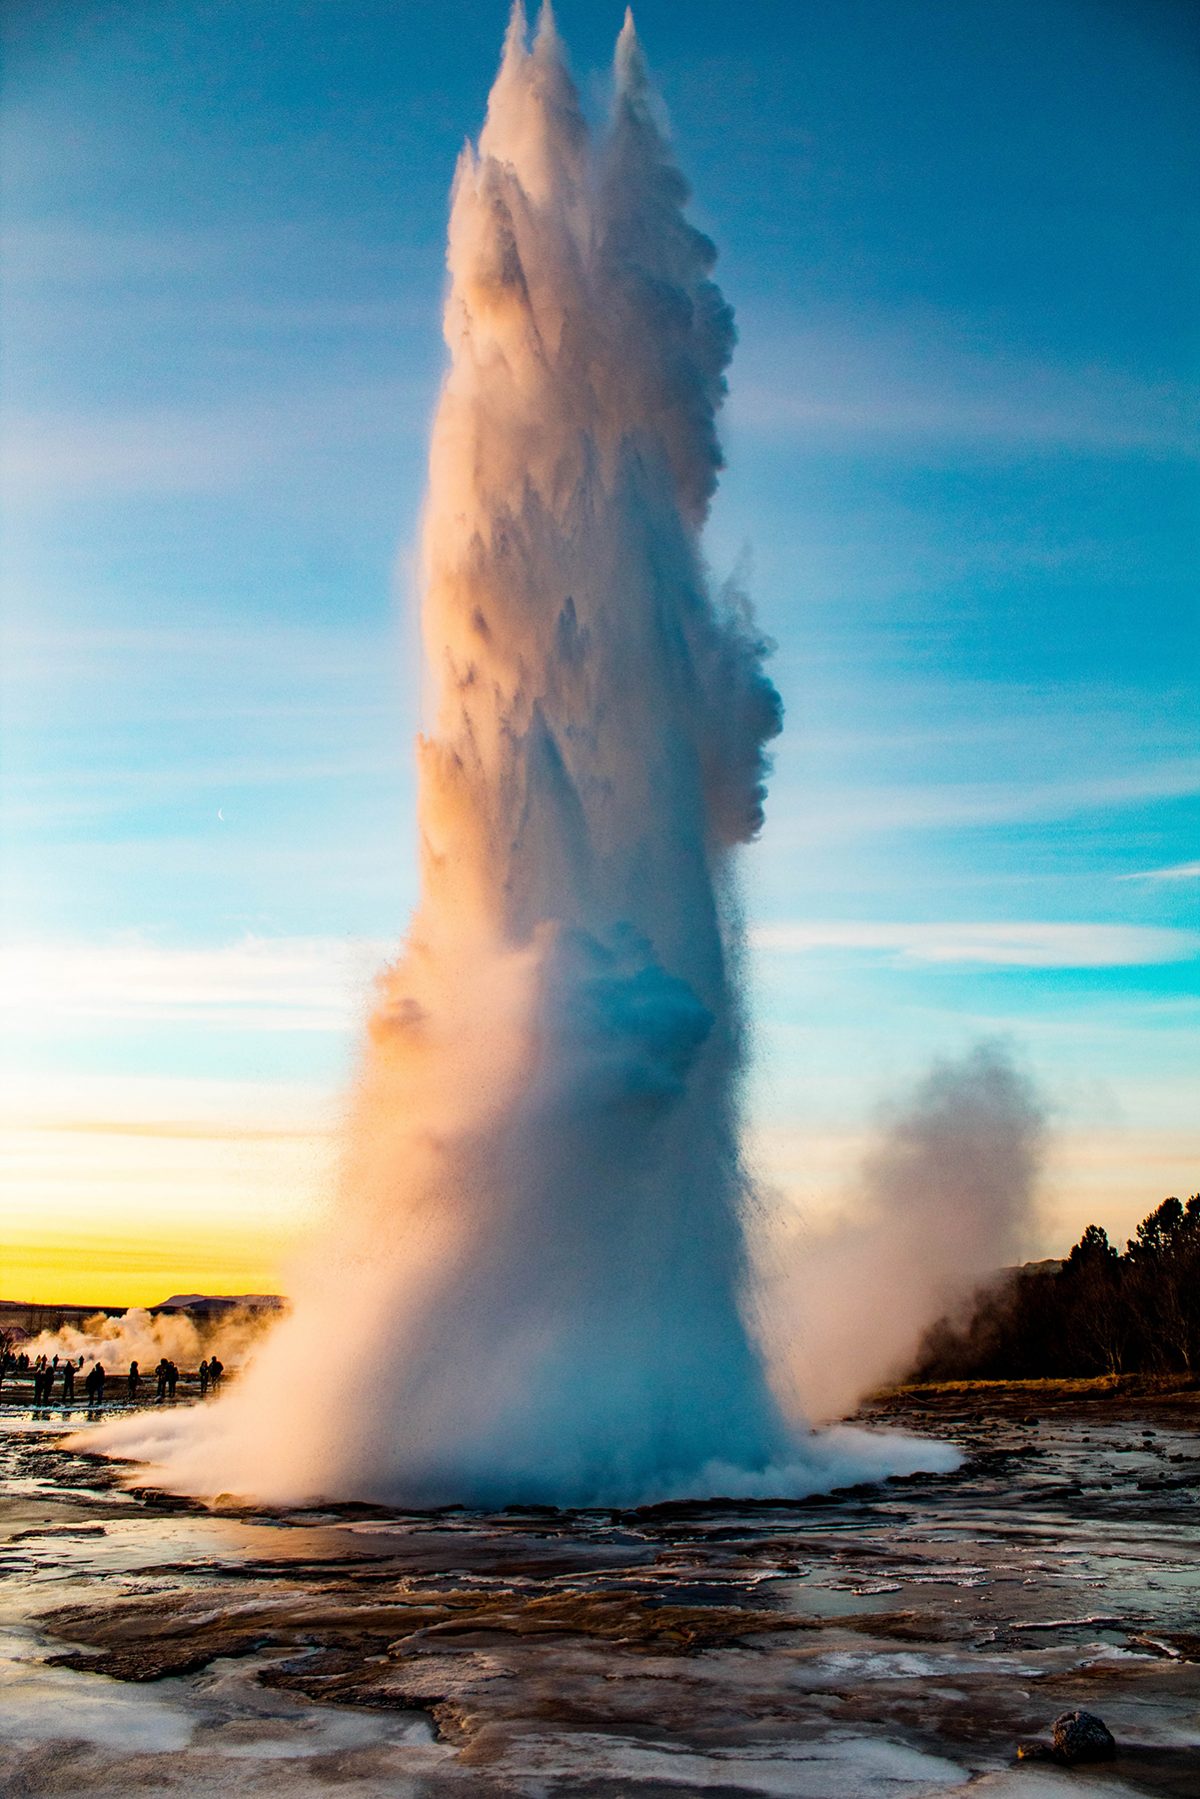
[1,1064,339,1137]
[0,752,401,829]
[0,384,426,503]
[772,759,1200,842]
[1118,860,1200,883]
[0,937,388,1033]
[3,921,1196,1044]
[751,920,1200,969]
[729,317,1200,458]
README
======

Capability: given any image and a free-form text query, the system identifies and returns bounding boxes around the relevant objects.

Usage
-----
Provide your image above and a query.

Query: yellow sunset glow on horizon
[5,1100,1196,1311]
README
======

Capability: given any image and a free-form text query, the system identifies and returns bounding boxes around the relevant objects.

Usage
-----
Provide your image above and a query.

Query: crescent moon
[217,808,225,821]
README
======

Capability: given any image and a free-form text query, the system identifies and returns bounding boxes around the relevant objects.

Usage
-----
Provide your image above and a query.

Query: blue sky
[2,0,1197,1298]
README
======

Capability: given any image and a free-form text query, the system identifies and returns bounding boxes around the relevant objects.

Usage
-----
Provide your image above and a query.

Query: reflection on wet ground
[1,1389,1197,1796]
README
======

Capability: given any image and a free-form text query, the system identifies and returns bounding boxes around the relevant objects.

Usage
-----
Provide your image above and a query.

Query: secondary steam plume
[22,1304,277,1375]
[81,7,956,1505]
[766,1042,1046,1422]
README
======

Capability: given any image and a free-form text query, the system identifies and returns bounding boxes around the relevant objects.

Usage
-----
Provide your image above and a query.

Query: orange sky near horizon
[5,1104,1196,1311]
[2,1087,334,1308]
[3,1227,292,1311]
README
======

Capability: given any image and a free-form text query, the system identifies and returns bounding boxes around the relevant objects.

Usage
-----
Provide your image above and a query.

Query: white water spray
[82,7,957,1505]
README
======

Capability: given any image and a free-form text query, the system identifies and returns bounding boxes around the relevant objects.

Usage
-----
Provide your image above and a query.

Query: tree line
[912,1193,1200,1381]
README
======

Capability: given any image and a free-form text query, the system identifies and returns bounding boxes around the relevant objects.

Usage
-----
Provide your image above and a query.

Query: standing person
[85,1362,105,1407]
[155,1359,168,1401]
[208,1356,224,1391]
[198,1359,209,1397]
[128,1361,140,1401]
[61,1360,75,1403]
[166,1360,178,1400]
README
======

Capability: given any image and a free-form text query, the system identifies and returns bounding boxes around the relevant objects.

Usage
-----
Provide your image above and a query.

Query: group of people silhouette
[23,1353,82,1404]
[0,1348,226,1408]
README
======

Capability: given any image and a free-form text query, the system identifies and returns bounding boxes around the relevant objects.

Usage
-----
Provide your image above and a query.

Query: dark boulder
[1051,1710,1118,1764]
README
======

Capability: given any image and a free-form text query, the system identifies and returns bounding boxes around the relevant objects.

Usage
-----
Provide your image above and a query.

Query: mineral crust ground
[2,1386,1197,1796]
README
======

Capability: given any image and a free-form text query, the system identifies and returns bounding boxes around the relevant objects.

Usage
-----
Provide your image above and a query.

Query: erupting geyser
[84,5,958,1506]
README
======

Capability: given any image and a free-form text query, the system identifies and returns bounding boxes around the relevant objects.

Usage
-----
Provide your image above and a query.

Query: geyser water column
[325,1,788,1502]
[82,6,960,1506]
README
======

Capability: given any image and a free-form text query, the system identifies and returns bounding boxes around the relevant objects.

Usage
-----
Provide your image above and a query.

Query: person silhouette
[128,1361,140,1401]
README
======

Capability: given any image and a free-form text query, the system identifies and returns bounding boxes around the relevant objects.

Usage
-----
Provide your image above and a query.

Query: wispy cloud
[0,218,425,300]
[0,219,433,365]
[4,919,1195,1046]
[19,1117,327,1143]
[1,1067,338,1133]
[0,215,439,505]
[2,221,265,283]
[751,920,1200,968]
[0,936,387,1032]
[729,314,1200,459]
[772,759,1200,842]
[0,379,429,502]
[0,750,402,832]
[1119,859,1200,883]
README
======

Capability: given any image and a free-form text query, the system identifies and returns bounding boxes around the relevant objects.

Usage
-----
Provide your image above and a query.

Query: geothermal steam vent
[83,7,957,1507]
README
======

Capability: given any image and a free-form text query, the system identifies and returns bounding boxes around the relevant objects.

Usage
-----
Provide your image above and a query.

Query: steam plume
[22,1305,276,1376]
[766,1042,1046,1422]
[79,8,956,1505]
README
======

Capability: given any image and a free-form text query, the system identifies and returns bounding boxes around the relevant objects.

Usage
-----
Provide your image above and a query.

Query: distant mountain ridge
[156,1293,284,1313]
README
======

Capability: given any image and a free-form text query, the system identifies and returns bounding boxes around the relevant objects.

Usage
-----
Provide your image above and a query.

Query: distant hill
[155,1294,284,1314]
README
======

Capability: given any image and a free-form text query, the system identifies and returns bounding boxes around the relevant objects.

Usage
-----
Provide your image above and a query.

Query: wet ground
[1,1388,1197,1796]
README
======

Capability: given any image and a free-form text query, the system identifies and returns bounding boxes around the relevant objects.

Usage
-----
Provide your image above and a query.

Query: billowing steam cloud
[22,1304,277,1376]
[79,7,957,1505]
[764,1041,1046,1423]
